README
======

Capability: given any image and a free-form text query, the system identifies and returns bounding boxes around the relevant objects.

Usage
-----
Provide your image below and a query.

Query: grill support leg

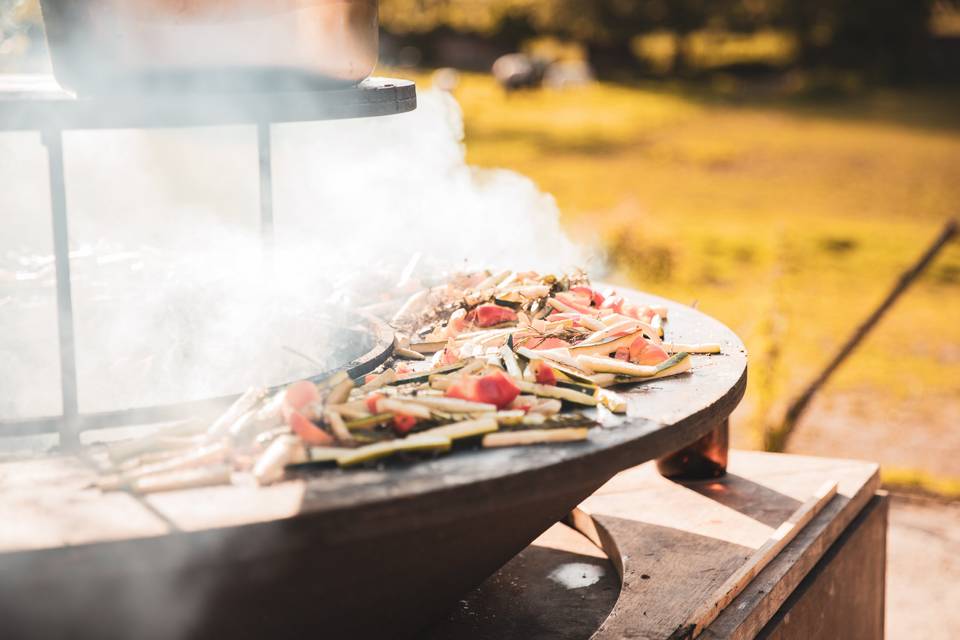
[257,123,274,262]
[43,130,80,451]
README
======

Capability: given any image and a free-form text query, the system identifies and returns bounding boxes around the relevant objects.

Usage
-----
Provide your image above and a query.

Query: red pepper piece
[289,411,334,446]
[392,414,418,435]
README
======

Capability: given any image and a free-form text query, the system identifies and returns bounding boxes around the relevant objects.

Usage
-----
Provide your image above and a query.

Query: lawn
[408,71,960,486]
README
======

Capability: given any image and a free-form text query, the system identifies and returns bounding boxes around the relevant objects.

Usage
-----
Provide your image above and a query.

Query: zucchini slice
[514,380,599,406]
[336,434,451,468]
[417,417,499,441]
[482,427,589,448]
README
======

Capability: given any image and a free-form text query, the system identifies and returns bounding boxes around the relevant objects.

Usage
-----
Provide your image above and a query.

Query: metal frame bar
[257,122,275,260]
[1,77,415,442]
[42,129,80,450]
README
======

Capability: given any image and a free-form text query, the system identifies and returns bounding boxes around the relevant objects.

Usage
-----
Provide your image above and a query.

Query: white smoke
[0,89,591,419]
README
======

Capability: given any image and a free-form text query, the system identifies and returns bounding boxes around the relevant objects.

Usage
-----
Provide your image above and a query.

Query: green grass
[401,70,960,491]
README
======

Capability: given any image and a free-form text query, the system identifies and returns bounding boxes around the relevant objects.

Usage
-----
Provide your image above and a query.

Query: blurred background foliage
[380,0,960,83]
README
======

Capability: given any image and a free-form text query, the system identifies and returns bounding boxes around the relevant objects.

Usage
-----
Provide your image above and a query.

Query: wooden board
[571,451,880,639]
[757,494,888,640]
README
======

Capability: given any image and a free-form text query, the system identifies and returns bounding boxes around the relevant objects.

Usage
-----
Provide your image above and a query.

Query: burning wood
[95,270,721,493]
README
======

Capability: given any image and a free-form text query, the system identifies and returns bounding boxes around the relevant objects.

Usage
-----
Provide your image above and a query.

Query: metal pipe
[257,122,274,264]
[42,129,81,451]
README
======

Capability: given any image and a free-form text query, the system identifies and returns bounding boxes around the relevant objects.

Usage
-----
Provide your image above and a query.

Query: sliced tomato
[282,380,320,422]
[571,286,605,308]
[446,369,520,409]
[467,304,518,327]
[531,360,557,385]
[289,411,334,446]
[629,337,669,365]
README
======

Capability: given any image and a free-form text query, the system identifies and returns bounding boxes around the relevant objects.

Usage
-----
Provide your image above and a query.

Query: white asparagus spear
[133,465,233,494]
[324,410,355,445]
[583,319,661,345]
[394,346,427,360]
[598,389,628,414]
[106,418,206,464]
[360,368,397,392]
[471,270,509,292]
[375,398,433,419]
[546,298,605,331]
[206,387,265,439]
[391,288,429,325]
[253,435,307,486]
[99,442,230,490]
[514,380,598,405]
[662,342,722,354]
[483,427,589,448]
[401,396,498,413]
[576,355,658,377]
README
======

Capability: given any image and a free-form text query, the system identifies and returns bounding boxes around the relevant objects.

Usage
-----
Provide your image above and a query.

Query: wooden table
[426,450,887,640]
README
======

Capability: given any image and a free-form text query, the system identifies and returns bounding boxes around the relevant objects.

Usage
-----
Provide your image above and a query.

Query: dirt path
[786,390,960,478]
[886,497,960,639]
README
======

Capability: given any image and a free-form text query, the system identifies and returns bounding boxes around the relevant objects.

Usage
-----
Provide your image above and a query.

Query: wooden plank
[572,451,880,640]
[686,481,838,637]
[757,494,888,640]
[0,456,169,552]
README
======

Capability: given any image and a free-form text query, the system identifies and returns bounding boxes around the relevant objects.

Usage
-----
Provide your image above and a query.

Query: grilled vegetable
[392,361,468,384]
[500,345,523,378]
[514,380,598,406]
[336,434,451,468]
[253,435,307,485]
[570,332,645,358]
[598,389,628,414]
[662,342,721,354]
[482,427,589,448]
[467,304,519,327]
[628,337,669,365]
[419,417,499,441]
[131,465,233,494]
[445,369,521,409]
[576,355,658,377]
[402,396,498,413]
